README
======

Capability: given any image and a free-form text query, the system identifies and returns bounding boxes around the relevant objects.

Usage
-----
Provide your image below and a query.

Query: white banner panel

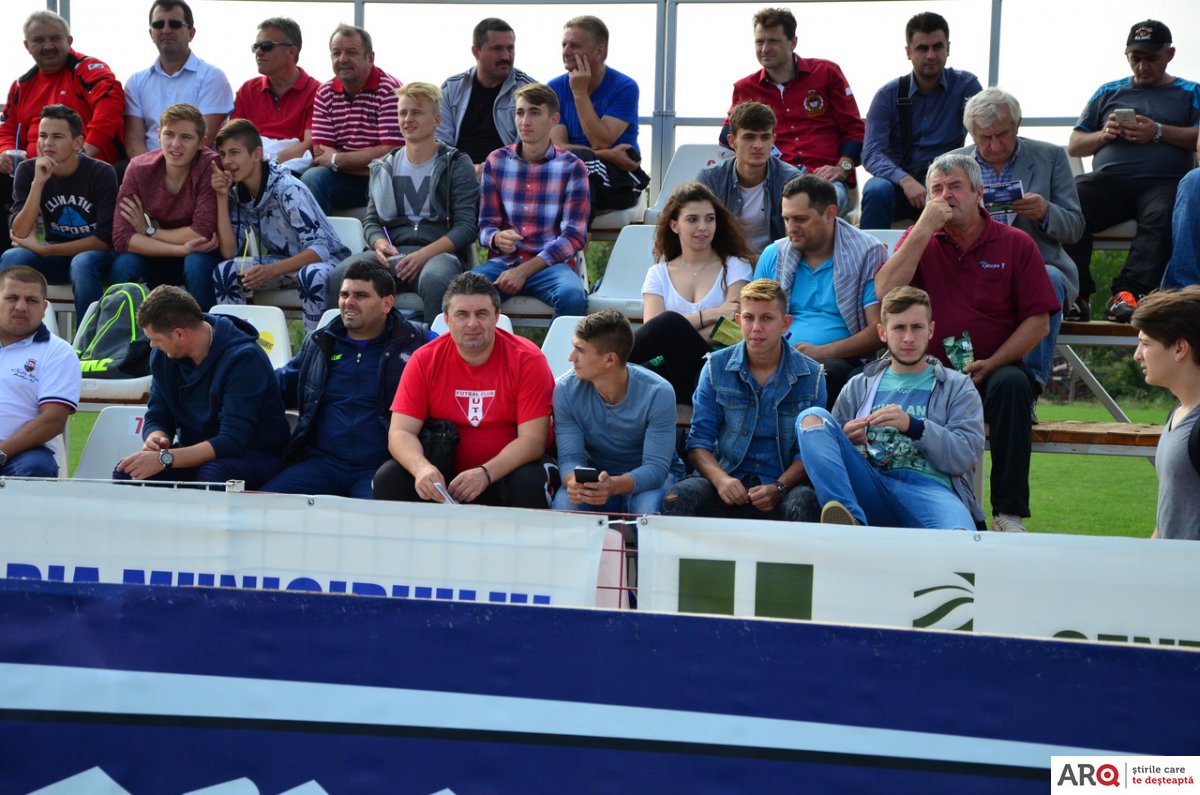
[1,479,609,608]
[637,516,1200,645]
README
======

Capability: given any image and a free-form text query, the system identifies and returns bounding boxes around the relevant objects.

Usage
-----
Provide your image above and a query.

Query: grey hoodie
[834,355,985,526]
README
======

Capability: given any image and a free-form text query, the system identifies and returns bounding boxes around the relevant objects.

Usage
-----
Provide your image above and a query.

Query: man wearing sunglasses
[231,18,319,167]
[123,0,233,158]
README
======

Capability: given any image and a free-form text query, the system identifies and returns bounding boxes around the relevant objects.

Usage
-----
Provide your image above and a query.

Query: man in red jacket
[0,11,125,251]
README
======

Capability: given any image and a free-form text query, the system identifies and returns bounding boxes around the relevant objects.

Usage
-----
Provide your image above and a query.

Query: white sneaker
[991,513,1027,533]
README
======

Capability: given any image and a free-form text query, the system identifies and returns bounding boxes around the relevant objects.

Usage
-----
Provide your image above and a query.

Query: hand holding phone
[574,466,600,484]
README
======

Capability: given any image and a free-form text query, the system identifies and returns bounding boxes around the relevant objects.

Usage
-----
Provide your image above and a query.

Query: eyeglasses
[150,19,187,29]
[250,40,294,53]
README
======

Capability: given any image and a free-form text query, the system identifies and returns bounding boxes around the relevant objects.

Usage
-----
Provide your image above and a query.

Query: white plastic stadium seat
[643,144,733,224]
[587,225,655,320]
[44,283,75,337]
[42,305,69,475]
[861,228,906,256]
[209,304,293,368]
[326,216,368,253]
[74,406,148,479]
[318,308,341,328]
[73,301,153,405]
[430,313,514,336]
[541,315,585,379]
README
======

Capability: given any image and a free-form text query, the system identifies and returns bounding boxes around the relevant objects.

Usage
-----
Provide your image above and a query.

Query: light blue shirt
[125,52,233,151]
[552,364,682,493]
[754,249,877,345]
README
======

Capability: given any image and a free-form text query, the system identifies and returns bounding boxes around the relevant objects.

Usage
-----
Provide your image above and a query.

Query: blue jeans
[1,445,58,478]
[796,407,973,530]
[300,167,369,214]
[1163,169,1200,289]
[472,259,588,319]
[0,247,112,319]
[552,474,676,515]
[110,251,219,310]
[832,179,850,218]
[261,451,379,500]
[214,256,333,331]
[859,176,922,230]
[1022,265,1067,387]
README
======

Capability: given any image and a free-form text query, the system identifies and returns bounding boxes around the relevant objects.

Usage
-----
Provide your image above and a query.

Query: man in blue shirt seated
[860,12,981,230]
[553,309,682,514]
[1064,19,1200,322]
[114,284,289,488]
[797,285,984,529]
[754,175,886,407]
[662,278,822,522]
[262,261,429,499]
[548,15,648,214]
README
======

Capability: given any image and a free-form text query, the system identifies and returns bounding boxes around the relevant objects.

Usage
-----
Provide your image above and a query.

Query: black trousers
[1064,172,1178,298]
[979,364,1036,518]
[372,455,557,510]
[630,310,713,404]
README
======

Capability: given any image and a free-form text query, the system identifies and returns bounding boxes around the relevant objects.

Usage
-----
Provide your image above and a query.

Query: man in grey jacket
[437,18,536,174]
[327,81,479,322]
[950,87,1082,388]
[797,285,984,529]
[698,101,802,255]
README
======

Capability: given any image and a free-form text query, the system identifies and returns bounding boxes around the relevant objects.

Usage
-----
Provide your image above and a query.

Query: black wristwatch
[773,480,789,495]
[158,449,175,470]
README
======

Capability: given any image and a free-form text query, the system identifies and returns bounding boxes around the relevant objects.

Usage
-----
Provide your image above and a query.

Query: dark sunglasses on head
[251,40,294,53]
[150,19,187,29]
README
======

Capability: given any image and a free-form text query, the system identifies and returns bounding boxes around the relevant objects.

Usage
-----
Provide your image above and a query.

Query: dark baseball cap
[1126,20,1172,53]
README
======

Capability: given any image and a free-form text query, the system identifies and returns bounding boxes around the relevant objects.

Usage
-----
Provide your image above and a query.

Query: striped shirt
[311,66,404,151]
[478,143,590,269]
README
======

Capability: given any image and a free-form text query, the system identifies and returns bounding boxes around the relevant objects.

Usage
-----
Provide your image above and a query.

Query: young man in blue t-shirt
[796,285,985,530]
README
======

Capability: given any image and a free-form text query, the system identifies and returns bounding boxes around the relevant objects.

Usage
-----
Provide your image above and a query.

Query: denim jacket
[687,339,826,477]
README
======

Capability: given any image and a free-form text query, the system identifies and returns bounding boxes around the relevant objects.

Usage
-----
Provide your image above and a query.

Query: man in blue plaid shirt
[474,82,590,319]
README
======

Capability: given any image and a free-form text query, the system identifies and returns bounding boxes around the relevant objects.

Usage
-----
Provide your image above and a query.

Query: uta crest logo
[455,389,495,427]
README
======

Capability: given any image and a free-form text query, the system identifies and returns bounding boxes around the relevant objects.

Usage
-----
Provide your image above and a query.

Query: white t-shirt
[737,180,770,253]
[0,329,80,441]
[641,257,753,316]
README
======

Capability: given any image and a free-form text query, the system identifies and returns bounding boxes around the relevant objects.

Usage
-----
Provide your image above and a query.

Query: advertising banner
[0,479,608,608]
[637,516,1200,645]
[1,581,1197,793]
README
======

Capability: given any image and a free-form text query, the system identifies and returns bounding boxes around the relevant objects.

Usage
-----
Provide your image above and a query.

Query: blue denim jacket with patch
[686,340,826,479]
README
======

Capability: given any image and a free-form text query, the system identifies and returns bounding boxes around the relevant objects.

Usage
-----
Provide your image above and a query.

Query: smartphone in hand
[574,467,600,484]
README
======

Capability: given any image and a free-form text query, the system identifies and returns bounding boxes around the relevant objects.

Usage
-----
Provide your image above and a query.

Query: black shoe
[1104,291,1138,323]
[1063,295,1091,322]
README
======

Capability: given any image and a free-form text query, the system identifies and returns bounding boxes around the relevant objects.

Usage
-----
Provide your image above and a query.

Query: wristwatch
[773,480,789,495]
[839,160,854,173]
[143,213,157,236]
[158,449,174,470]
[0,450,8,468]
[1152,122,1164,144]
[330,152,340,173]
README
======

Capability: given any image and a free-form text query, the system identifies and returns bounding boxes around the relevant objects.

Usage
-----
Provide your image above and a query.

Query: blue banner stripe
[0,664,1119,770]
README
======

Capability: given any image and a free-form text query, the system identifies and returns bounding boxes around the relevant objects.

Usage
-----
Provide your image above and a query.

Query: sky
[6,0,1200,177]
